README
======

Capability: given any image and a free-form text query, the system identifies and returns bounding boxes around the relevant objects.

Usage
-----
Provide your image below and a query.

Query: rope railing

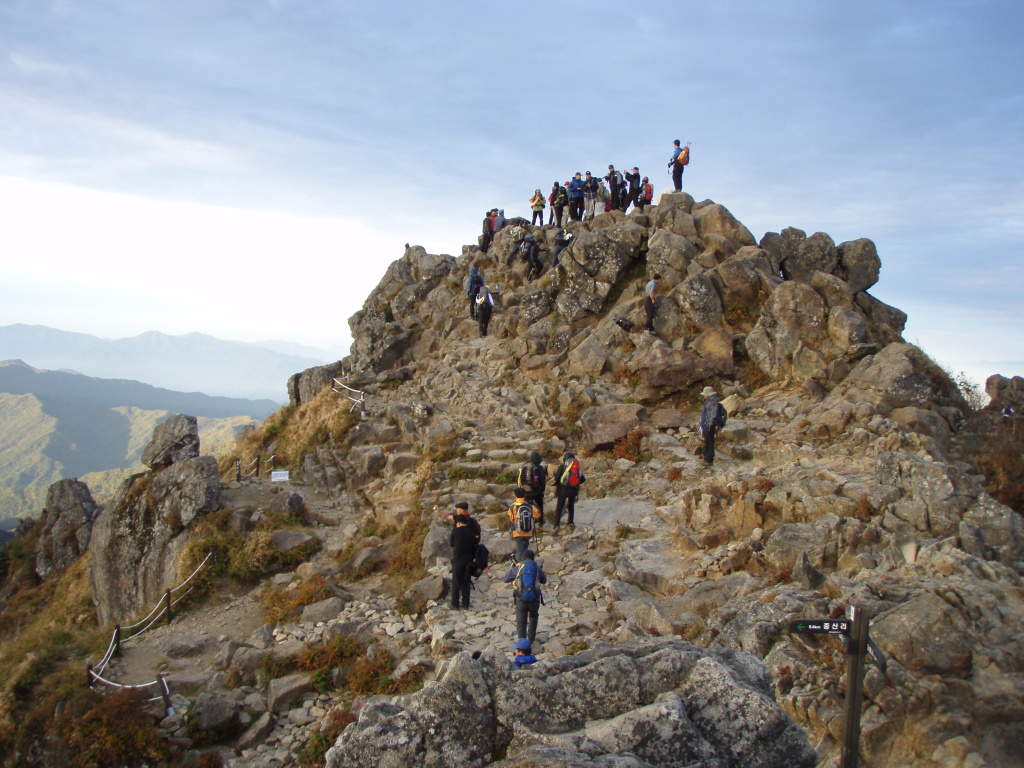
[332,377,365,412]
[87,551,215,712]
[235,455,276,480]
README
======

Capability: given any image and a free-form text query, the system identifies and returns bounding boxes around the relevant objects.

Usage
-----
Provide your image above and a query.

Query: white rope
[261,454,276,465]
[170,551,213,594]
[170,585,196,608]
[122,606,167,642]
[242,457,259,469]
[332,378,366,412]
[120,597,165,632]
[88,670,160,690]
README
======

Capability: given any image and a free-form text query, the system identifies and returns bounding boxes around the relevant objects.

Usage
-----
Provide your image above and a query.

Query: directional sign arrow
[788,619,850,635]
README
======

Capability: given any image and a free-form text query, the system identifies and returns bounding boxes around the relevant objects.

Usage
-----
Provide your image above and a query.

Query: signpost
[789,606,883,768]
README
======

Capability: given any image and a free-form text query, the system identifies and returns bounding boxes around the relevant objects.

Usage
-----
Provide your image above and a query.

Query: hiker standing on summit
[530,189,546,227]
[553,452,585,531]
[669,139,689,192]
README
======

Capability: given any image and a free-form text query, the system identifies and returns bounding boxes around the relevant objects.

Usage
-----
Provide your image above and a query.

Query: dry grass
[262,575,337,626]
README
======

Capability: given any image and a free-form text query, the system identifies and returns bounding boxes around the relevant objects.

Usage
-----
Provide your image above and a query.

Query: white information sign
[270,470,290,483]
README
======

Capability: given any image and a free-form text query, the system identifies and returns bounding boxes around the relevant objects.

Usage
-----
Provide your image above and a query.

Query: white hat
[701,386,716,398]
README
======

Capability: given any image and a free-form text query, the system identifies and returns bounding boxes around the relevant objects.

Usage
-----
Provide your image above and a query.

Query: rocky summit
[2,191,1022,768]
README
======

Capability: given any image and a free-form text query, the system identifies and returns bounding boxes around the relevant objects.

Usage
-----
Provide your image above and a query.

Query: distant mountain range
[0,324,348,402]
[0,359,277,522]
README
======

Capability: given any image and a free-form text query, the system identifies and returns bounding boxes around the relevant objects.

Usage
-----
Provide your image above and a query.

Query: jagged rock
[793,551,826,591]
[637,346,717,392]
[325,641,815,768]
[236,711,274,750]
[646,229,699,285]
[404,574,447,610]
[269,491,308,520]
[870,592,974,674]
[581,404,647,448]
[89,455,221,624]
[141,413,200,469]
[692,201,757,247]
[615,539,686,594]
[300,596,348,624]
[836,238,881,293]
[287,360,347,407]
[762,516,840,572]
[671,273,723,330]
[746,281,827,381]
[339,545,387,578]
[985,373,1024,408]
[166,634,217,658]
[780,231,837,283]
[34,478,97,580]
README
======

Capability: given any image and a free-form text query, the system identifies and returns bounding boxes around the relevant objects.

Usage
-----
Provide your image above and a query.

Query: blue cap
[511,638,532,651]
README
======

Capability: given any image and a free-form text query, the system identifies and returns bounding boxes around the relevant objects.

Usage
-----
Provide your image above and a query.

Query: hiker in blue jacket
[503,549,547,644]
[510,638,537,668]
[699,385,725,466]
[568,173,584,221]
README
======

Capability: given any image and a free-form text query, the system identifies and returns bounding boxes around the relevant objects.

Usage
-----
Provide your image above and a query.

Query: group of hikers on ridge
[433,450,587,666]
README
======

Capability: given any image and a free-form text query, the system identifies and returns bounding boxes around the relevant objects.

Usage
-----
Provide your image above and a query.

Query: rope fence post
[255,456,260,478]
[86,664,93,689]
[114,624,121,657]
[235,458,241,482]
[165,589,172,626]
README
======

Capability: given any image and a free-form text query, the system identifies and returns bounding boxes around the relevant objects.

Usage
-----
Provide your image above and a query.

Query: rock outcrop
[89,414,222,624]
[34,478,98,580]
[325,640,816,768]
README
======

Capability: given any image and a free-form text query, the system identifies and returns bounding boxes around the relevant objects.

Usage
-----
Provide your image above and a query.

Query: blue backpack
[514,561,543,603]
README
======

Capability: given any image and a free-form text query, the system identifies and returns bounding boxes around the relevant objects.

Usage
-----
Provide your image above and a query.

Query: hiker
[505,226,528,266]
[645,273,662,334]
[550,228,574,269]
[568,172,585,221]
[699,385,727,466]
[669,139,689,192]
[507,486,542,560]
[503,549,547,644]
[481,212,494,253]
[637,176,654,211]
[1003,404,1015,426]
[530,189,546,226]
[553,452,585,531]
[477,286,495,337]
[623,167,641,212]
[510,637,537,668]
[549,181,568,227]
[493,209,507,232]
[434,501,481,541]
[466,267,484,319]
[524,235,543,281]
[605,165,623,210]
[449,512,478,610]
[518,451,548,528]
[581,172,599,221]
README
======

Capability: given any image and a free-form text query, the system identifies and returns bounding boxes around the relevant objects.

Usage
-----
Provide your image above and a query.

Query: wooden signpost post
[788,605,884,768]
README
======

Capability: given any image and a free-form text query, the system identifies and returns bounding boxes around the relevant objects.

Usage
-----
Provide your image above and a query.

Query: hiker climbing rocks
[550,228,574,269]
[549,181,568,227]
[623,167,640,212]
[510,637,537,668]
[466,267,484,319]
[505,226,527,266]
[1003,404,1014,426]
[449,512,478,610]
[699,385,727,466]
[568,172,584,221]
[481,212,494,253]
[669,139,689,192]
[530,189,546,227]
[477,285,495,337]
[507,486,542,560]
[493,209,507,232]
[553,452,585,531]
[524,235,543,281]
[517,451,548,529]
[503,549,547,645]
[645,273,661,334]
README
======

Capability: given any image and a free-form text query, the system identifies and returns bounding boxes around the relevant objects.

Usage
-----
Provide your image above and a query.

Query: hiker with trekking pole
[668,139,690,191]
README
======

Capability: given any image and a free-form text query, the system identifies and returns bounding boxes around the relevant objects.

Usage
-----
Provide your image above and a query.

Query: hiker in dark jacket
[481,212,494,253]
[553,452,586,531]
[450,513,478,610]
[503,549,547,644]
[568,173,584,221]
[548,181,568,227]
[604,165,623,210]
[699,385,724,466]
[581,172,599,221]
[550,228,574,269]
[623,167,641,212]
[517,451,548,528]
[466,267,483,319]
[477,286,495,337]
[493,209,507,232]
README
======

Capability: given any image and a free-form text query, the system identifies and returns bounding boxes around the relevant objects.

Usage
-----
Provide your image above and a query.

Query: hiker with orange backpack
[507,487,543,560]
[668,139,690,191]
[552,452,586,532]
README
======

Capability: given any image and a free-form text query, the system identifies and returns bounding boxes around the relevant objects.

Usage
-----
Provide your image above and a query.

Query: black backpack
[715,402,728,428]
[514,502,535,534]
[470,542,489,579]
[554,187,568,206]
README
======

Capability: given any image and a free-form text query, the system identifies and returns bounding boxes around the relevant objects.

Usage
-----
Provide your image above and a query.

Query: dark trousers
[478,303,492,337]
[703,426,717,464]
[451,559,472,608]
[481,232,492,253]
[554,492,576,527]
[645,296,657,331]
[553,206,564,227]
[516,598,540,643]
[570,198,583,220]
[526,493,544,525]
[624,190,638,212]
[532,210,543,226]
[672,164,684,191]
[468,295,477,319]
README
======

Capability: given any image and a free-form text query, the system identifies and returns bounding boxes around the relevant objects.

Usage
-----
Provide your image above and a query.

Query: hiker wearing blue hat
[503,549,547,645]
[510,638,537,668]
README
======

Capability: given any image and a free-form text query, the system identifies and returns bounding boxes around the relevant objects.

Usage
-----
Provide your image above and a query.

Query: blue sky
[0,0,1021,388]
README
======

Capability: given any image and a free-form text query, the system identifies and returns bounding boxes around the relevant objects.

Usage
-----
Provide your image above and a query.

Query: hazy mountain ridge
[0,361,272,520]
[0,324,343,402]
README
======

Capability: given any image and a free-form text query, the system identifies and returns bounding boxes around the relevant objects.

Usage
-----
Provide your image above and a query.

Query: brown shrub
[51,688,169,768]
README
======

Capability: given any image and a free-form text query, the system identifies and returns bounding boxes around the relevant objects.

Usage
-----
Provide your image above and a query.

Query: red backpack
[561,459,581,488]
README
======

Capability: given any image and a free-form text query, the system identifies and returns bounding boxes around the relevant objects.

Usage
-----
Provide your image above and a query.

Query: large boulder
[324,641,816,768]
[692,202,757,247]
[141,414,200,469]
[637,346,718,392]
[780,232,837,283]
[836,238,881,293]
[581,404,647,448]
[34,478,98,580]
[746,281,828,380]
[89,455,222,625]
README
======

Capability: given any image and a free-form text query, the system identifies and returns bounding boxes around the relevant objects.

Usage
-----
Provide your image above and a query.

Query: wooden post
[841,605,870,768]
[114,624,121,657]
[165,589,172,625]
[271,455,276,471]
[255,456,260,478]
[235,458,241,482]
[86,663,93,689]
